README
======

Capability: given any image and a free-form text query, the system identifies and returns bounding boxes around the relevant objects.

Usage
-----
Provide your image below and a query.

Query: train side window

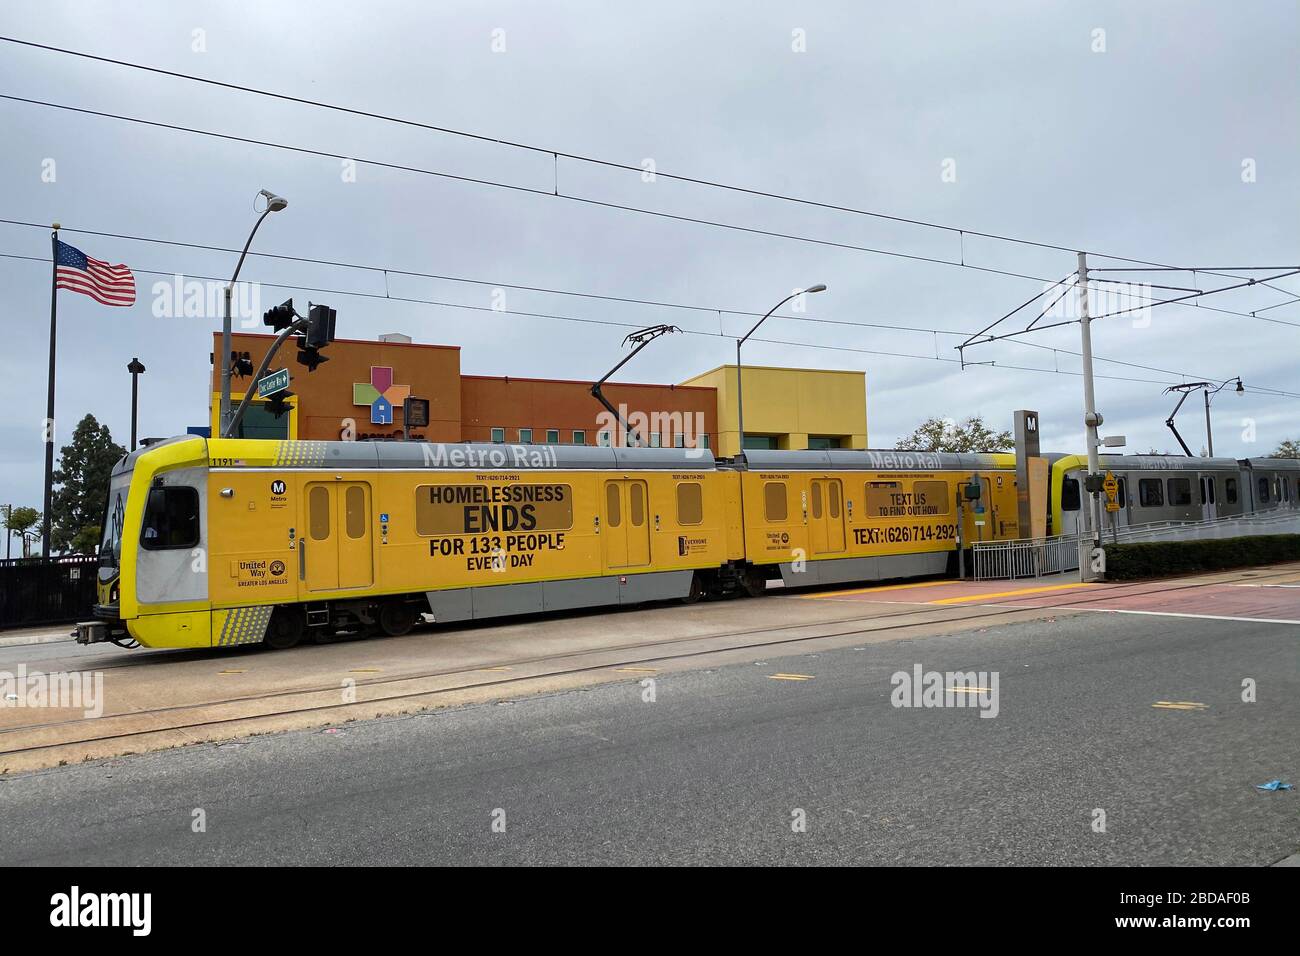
[605,483,622,527]
[1226,478,1238,504]
[1139,479,1163,507]
[140,486,199,550]
[629,483,645,526]
[309,486,331,540]
[676,482,703,525]
[1258,477,1270,504]
[1167,477,1191,506]
[764,482,787,522]
[345,486,366,539]
[1060,477,1080,512]
[810,481,823,519]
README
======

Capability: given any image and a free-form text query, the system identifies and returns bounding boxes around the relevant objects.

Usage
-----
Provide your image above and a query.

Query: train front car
[1239,458,1300,512]
[76,435,212,648]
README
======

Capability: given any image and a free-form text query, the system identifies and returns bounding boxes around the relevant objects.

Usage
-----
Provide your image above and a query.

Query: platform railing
[971,532,1081,581]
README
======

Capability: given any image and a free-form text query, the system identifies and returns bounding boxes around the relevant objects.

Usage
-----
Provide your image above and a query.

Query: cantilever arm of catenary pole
[957,273,1075,367]
[590,324,680,444]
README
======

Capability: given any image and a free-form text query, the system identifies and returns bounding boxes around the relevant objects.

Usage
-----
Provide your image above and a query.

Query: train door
[1199,475,1218,521]
[302,481,374,592]
[808,478,846,555]
[602,479,650,569]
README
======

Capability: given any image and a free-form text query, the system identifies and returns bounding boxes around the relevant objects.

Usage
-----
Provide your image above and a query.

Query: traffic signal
[296,346,329,371]
[263,298,296,331]
[265,390,293,419]
[306,304,336,349]
[233,351,254,377]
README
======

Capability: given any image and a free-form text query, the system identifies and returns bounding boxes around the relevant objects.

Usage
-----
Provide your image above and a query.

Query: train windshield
[98,472,131,575]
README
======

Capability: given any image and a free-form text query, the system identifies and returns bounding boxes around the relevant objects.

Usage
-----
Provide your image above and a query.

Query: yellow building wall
[678,365,867,457]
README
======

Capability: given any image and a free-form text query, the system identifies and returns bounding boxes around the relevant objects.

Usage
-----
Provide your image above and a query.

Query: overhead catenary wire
[4,250,1298,400]
[2,33,1294,292]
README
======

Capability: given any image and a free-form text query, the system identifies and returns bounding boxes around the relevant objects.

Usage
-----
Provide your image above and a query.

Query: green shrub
[1103,534,1300,580]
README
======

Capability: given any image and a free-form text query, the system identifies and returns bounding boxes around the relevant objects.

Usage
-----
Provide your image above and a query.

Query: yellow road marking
[613,667,658,674]
[1152,700,1208,710]
[217,669,246,675]
[798,580,954,600]
[349,668,382,673]
[770,673,815,681]
[476,666,513,672]
[946,687,992,693]
[930,582,1094,604]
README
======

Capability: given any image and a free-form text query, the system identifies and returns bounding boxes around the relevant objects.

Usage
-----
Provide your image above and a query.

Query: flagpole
[42,225,59,559]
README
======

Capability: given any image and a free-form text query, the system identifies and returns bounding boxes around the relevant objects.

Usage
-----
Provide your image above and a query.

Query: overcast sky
[1,1,1297,515]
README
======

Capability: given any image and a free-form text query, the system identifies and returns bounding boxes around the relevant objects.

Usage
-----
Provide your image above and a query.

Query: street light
[218,189,288,436]
[1163,377,1243,457]
[735,284,827,459]
[126,357,146,451]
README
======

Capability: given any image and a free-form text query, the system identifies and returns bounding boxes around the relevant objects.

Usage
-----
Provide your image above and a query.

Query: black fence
[0,554,100,630]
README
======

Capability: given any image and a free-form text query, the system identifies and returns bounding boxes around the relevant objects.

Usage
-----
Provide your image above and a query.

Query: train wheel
[378,601,416,637]
[681,572,704,604]
[741,568,767,598]
[265,608,304,650]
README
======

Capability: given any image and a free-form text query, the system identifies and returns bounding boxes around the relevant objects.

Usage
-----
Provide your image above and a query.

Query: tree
[50,414,125,554]
[3,506,42,558]
[1273,439,1300,459]
[895,415,1013,454]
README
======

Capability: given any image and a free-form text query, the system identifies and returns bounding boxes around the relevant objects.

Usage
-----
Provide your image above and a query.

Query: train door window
[1167,478,1191,506]
[1207,478,1216,505]
[140,486,199,549]
[1198,477,1206,505]
[1117,478,1127,507]
[1139,479,1163,507]
[309,485,331,540]
[1258,477,1270,503]
[1061,477,1081,511]
[345,485,366,539]
[1274,478,1282,501]
[764,482,787,522]
[490,427,505,443]
[572,430,586,445]
[1226,478,1238,503]
[810,480,823,519]
[676,483,703,525]
[605,482,622,527]
[629,482,646,527]
[828,481,841,519]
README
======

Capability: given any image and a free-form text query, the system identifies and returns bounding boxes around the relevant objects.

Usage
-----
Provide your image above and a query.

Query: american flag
[54,239,136,306]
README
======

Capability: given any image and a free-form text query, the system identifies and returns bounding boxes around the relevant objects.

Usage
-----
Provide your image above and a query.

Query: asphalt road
[1,612,1296,865]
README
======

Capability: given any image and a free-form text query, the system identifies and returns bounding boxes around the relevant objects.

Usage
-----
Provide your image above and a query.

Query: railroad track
[3,565,1297,764]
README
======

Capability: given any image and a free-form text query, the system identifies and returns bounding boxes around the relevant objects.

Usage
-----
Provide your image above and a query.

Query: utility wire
[1,33,1289,289]
[5,250,1297,399]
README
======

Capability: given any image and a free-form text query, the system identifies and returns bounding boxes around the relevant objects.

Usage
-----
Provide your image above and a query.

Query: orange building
[210,331,718,448]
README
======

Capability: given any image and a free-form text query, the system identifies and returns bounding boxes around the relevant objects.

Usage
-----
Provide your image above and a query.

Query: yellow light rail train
[79,437,1021,649]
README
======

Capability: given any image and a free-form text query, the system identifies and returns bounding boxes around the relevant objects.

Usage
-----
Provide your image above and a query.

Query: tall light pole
[736,284,826,459]
[127,357,146,451]
[1076,253,1104,547]
[219,189,287,437]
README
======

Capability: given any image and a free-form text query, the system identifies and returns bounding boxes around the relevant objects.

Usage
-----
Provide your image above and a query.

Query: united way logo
[352,366,410,425]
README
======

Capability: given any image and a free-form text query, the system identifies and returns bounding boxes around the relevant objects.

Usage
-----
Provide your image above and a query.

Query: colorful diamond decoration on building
[353,366,410,425]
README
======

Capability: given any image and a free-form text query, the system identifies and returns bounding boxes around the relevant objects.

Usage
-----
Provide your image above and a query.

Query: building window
[743,436,778,450]
[140,486,200,549]
[1139,478,1164,507]
[650,433,661,448]
[674,434,685,448]
[1060,477,1081,512]
[519,428,532,444]
[701,435,709,449]
[764,482,787,522]
[1167,477,1192,506]
[677,482,703,525]
[546,429,559,444]
[597,430,612,447]
[490,427,505,443]
[808,436,842,450]
[1226,478,1238,504]
[572,430,586,445]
